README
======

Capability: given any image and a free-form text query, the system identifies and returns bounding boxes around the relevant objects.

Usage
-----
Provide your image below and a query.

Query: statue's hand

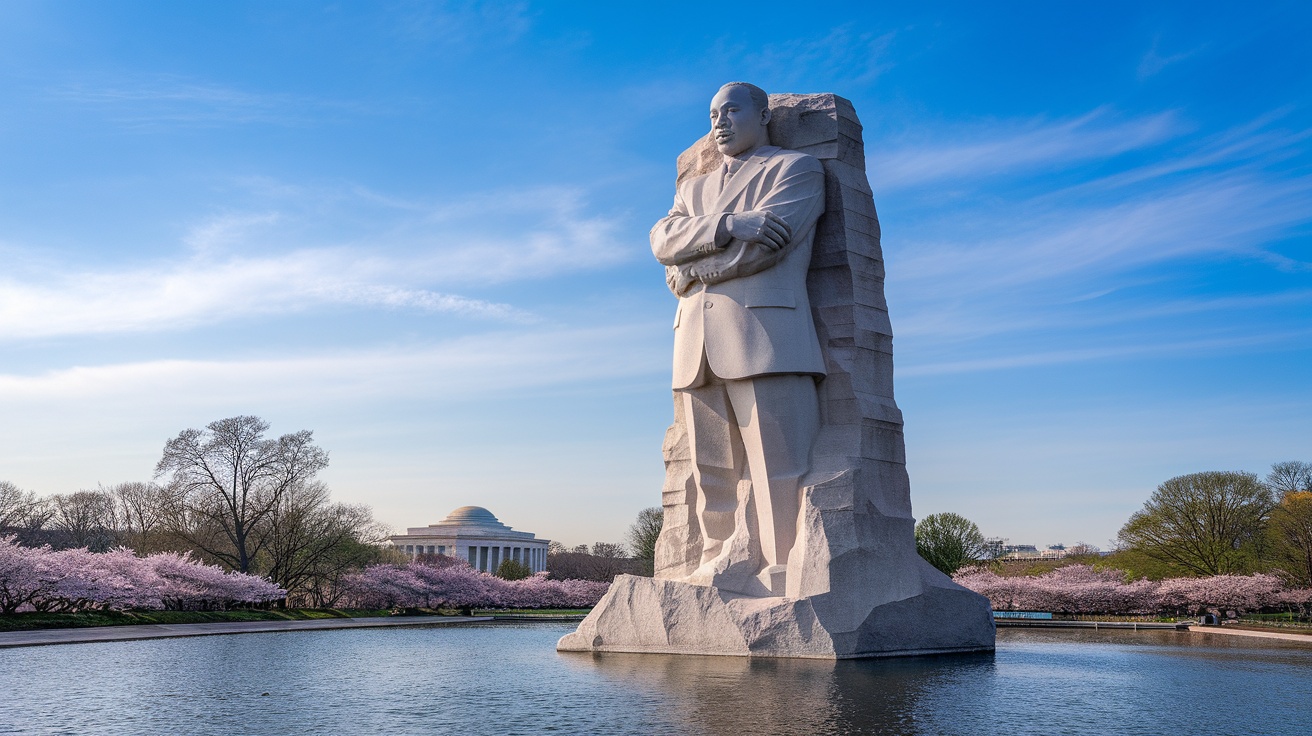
[690,264,721,282]
[667,264,697,296]
[726,210,791,251]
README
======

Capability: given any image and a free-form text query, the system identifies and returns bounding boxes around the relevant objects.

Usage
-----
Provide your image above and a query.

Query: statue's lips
[715,131,733,143]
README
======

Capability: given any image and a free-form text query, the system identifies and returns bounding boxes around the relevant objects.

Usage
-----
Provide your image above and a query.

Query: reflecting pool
[2,624,1310,735]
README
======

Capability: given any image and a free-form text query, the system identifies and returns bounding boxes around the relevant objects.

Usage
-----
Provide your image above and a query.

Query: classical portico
[388,506,550,573]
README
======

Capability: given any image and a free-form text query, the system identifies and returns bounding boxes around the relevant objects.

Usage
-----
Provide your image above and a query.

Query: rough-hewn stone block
[565,91,994,659]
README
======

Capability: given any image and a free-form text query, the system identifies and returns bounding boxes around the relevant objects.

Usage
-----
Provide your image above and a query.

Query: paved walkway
[1188,625,1312,644]
[0,615,492,649]
[996,620,1186,630]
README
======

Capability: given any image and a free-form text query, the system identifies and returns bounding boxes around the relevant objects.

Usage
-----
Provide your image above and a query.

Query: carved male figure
[651,82,826,595]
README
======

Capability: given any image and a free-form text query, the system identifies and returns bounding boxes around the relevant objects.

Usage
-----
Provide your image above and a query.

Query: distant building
[388,506,550,573]
[1001,544,1068,560]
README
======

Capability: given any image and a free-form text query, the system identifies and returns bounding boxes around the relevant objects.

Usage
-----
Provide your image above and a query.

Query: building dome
[430,506,512,532]
[442,506,501,524]
[391,504,549,574]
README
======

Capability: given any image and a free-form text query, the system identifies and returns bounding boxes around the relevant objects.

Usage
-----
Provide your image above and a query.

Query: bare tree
[110,481,175,553]
[591,541,628,558]
[1267,461,1312,497]
[0,481,52,543]
[262,479,387,599]
[156,416,329,573]
[49,490,120,551]
[1067,542,1102,558]
[546,542,640,581]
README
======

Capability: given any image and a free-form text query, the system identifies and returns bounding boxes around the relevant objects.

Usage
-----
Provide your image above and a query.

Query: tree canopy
[1117,471,1274,576]
[1267,461,1312,497]
[1268,492,1312,587]
[626,507,663,576]
[155,415,330,573]
[915,512,986,575]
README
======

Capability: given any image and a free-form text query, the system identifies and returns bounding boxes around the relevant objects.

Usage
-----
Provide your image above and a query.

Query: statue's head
[710,82,771,157]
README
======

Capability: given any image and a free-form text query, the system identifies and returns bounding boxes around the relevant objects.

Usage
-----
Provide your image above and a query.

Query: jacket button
[704,301,713,309]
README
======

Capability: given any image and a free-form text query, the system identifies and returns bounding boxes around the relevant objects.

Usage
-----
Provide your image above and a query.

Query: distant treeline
[1,416,398,608]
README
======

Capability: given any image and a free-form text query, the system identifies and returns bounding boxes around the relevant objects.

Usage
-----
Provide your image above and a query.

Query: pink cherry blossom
[0,535,285,612]
[341,560,610,610]
[954,564,1308,616]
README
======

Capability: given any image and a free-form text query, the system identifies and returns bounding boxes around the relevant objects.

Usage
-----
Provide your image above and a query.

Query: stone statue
[651,82,826,597]
[559,85,995,659]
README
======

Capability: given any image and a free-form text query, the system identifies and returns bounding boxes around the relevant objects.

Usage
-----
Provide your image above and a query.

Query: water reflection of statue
[650,82,826,596]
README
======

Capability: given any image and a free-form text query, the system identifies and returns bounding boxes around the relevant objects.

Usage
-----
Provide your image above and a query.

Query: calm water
[2,624,1310,735]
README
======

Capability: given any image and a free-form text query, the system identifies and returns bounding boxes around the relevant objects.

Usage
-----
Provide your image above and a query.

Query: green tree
[915,512,986,575]
[1268,492,1312,587]
[626,506,663,576]
[495,559,532,580]
[1116,471,1274,576]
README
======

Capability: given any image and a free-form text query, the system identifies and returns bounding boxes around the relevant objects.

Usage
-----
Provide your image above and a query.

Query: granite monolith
[558,87,995,658]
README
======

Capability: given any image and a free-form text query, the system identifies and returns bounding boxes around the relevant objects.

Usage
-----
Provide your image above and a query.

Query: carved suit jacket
[650,145,827,390]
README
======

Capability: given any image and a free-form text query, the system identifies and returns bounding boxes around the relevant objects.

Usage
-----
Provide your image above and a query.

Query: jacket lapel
[705,145,780,214]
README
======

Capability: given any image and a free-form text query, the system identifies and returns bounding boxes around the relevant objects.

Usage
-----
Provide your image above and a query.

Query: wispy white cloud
[870,108,1185,189]
[47,74,367,128]
[713,24,896,90]
[1138,36,1202,79]
[0,249,532,339]
[879,109,1312,370]
[894,171,1311,296]
[0,324,665,404]
[387,0,533,49]
[899,328,1312,377]
[0,183,631,339]
[398,186,634,283]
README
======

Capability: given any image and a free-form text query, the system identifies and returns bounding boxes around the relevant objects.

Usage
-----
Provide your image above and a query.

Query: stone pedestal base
[557,563,994,659]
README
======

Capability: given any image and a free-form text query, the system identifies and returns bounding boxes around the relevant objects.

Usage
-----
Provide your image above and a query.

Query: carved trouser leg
[681,381,746,566]
[682,371,820,581]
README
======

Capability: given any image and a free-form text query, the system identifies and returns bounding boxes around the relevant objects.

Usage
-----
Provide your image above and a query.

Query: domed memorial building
[388,506,550,573]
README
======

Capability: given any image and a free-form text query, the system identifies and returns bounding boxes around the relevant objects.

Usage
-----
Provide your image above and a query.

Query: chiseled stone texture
[556,570,994,658]
[559,93,994,658]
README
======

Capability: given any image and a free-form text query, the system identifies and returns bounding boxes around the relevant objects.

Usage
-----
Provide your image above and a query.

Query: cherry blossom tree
[0,536,59,613]
[0,535,284,612]
[342,559,610,610]
[954,564,1302,616]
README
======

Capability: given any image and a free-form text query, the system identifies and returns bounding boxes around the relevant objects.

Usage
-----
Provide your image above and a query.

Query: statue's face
[710,86,769,157]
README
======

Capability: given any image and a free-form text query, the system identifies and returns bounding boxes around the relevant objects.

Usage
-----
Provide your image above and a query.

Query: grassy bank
[0,607,595,632]
[0,608,395,632]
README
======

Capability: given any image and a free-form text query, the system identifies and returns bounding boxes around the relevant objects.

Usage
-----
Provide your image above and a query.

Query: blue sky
[1,1,1309,550]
